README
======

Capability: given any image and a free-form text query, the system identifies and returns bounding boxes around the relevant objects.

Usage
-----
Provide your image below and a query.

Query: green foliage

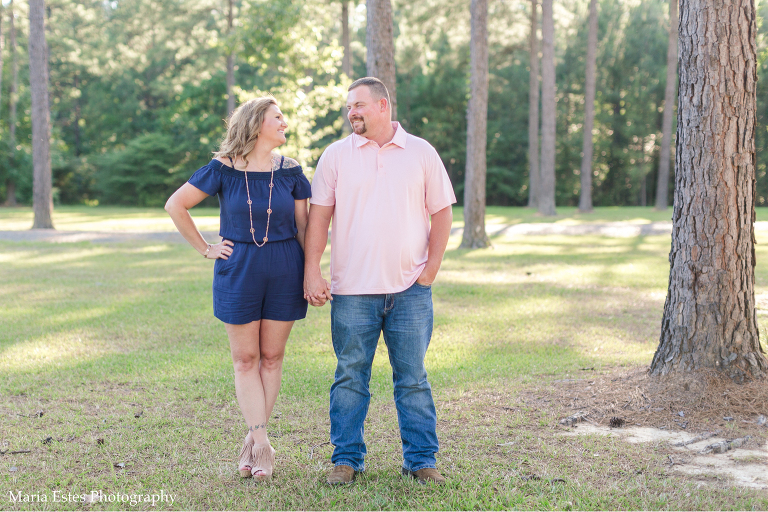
[1,0,767,207]
[95,134,187,206]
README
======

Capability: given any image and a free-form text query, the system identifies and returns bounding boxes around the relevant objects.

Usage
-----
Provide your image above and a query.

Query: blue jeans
[329,282,439,472]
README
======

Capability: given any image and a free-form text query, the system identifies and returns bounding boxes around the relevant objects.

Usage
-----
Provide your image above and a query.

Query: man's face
[346,86,385,136]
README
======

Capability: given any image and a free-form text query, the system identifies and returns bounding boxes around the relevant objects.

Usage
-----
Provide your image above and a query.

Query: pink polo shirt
[311,122,456,295]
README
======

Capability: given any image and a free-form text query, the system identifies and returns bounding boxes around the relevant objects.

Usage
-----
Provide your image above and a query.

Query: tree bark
[0,3,8,208]
[9,0,17,149]
[538,0,556,216]
[527,0,539,209]
[578,0,597,212]
[225,0,235,116]
[460,0,490,249]
[29,0,53,228]
[341,0,352,134]
[0,6,5,117]
[650,0,767,381]
[654,0,678,210]
[366,0,397,120]
[6,1,17,206]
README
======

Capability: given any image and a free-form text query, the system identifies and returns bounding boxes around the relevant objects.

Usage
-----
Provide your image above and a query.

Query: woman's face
[260,104,288,147]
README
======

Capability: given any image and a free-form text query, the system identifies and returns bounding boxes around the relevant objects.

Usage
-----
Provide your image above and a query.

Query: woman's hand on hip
[206,240,235,259]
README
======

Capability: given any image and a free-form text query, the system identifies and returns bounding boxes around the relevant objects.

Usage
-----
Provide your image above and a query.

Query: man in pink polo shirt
[304,77,456,486]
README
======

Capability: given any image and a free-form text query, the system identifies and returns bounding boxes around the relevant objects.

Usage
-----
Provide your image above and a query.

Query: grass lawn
[1,206,767,510]
[0,205,706,232]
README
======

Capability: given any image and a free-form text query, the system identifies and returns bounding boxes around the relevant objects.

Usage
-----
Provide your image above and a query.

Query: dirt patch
[525,366,768,489]
[536,366,768,437]
[560,423,767,489]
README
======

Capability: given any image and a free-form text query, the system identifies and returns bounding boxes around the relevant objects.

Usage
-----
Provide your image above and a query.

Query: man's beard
[350,117,366,135]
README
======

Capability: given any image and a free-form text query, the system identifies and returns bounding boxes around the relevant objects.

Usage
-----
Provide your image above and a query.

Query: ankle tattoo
[249,423,267,431]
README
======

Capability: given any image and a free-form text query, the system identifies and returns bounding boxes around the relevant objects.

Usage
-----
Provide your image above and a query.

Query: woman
[165,97,311,481]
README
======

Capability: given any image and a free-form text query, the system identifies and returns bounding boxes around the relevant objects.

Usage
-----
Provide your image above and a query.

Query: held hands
[304,270,332,307]
[205,239,234,259]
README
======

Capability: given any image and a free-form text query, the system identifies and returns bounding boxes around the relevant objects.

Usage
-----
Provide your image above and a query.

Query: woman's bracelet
[203,243,212,258]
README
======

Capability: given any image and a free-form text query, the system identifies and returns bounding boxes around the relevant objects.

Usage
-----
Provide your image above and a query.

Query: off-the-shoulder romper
[187,156,311,324]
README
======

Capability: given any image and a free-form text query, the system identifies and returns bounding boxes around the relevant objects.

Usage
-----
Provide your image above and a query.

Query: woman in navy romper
[165,97,311,481]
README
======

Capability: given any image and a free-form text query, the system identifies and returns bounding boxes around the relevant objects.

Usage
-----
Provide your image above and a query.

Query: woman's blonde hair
[213,96,278,167]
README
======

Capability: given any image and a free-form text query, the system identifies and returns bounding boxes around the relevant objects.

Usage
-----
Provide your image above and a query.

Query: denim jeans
[329,282,439,472]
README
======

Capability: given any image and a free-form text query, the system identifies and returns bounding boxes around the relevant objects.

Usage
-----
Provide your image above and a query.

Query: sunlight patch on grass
[0,330,119,372]
[0,206,221,232]
[10,245,115,266]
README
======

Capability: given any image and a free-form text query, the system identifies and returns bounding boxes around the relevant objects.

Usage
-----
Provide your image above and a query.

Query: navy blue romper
[188,156,312,324]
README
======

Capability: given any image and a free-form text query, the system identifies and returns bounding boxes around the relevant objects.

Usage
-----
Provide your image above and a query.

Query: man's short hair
[348,77,391,108]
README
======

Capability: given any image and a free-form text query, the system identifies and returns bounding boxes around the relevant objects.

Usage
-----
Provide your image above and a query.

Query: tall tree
[578,0,598,212]
[461,0,490,249]
[226,0,235,116]
[6,1,18,206]
[538,0,556,215]
[0,5,5,117]
[29,0,54,228]
[650,0,767,381]
[527,0,539,209]
[366,0,397,120]
[341,0,352,134]
[654,0,678,210]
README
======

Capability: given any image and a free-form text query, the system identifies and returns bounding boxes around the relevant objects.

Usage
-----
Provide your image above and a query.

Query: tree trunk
[0,6,5,117]
[578,0,597,212]
[225,0,235,116]
[527,0,539,209]
[6,1,17,206]
[0,3,8,208]
[29,0,53,229]
[655,0,678,210]
[460,0,490,249]
[650,0,767,382]
[73,71,81,156]
[538,0,556,216]
[9,0,17,148]
[366,0,397,120]
[341,0,352,134]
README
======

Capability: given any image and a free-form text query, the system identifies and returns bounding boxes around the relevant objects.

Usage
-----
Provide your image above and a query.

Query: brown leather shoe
[402,467,446,484]
[327,464,355,485]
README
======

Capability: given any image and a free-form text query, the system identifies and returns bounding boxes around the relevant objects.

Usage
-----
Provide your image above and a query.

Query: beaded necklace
[229,156,274,247]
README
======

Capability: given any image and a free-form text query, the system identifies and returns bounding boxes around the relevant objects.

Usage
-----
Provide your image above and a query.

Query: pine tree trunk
[0,6,5,117]
[460,0,490,249]
[538,0,556,216]
[6,1,17,206]
[650,0,767,381]
[29,0,53,229]
[225,0,235,116]
[366,0,397,120]
[578,0,597,213]
[10,0,17,148]
[73,71,81,156]
[341,0,352,134]
[655,0,678,210]
[0,3,8,208]
[527,0,539,209]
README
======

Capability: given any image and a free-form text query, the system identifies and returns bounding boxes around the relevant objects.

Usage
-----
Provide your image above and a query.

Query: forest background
[4,0,768,209]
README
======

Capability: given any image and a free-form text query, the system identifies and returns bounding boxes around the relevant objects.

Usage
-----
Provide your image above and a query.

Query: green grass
[1,206,767,510]
[0,204,727,232]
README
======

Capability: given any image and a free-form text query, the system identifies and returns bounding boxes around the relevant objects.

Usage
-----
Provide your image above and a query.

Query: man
[303,77,456,485]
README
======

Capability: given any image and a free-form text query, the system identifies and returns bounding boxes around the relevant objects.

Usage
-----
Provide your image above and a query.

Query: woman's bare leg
[258,320,294,423]
[226,321,267,441]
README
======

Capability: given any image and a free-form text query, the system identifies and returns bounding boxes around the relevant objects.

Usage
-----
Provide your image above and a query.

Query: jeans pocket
[413,281,432,290]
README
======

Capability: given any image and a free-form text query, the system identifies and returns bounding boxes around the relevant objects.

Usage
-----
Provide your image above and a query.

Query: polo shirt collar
[352,122,408,148]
